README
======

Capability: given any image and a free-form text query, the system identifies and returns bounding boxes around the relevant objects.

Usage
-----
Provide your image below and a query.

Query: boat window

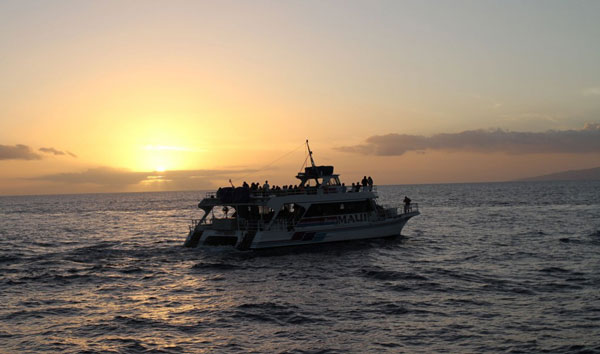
[304,200,372,217]
[275,203,305,220]
[213,206,236,219]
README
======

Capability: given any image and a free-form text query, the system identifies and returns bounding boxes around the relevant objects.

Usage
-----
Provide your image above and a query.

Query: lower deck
[185,210,419,249]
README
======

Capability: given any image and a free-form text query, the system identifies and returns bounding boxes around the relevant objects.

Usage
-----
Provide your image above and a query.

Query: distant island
[517,166,600,182]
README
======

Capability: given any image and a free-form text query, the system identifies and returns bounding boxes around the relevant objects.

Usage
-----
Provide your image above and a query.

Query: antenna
[306,139,317,169]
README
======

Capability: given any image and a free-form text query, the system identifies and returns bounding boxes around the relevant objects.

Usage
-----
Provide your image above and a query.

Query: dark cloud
[31,167,258,188]
[335,123,600,156]
[39,147,64,155]
[0,144,42,160]
[0,144,77,160]
[39,147,77,158]
[34,167,149,186]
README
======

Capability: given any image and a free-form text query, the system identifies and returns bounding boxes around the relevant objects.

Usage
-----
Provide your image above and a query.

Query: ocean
[1,181,599,353]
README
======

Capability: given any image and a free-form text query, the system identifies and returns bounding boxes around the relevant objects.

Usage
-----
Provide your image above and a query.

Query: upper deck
[201,185,378,207]
[199,141,379,209]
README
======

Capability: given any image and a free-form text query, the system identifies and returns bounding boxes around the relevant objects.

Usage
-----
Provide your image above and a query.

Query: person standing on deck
[403,196,411,213]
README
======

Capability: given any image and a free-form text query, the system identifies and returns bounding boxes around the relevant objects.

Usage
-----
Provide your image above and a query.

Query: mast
[306,139,317,169]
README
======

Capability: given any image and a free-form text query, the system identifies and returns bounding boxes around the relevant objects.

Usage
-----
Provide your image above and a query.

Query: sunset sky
[1,0,599,195]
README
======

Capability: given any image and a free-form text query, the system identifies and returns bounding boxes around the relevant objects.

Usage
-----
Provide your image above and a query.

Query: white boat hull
[186,211,419,250]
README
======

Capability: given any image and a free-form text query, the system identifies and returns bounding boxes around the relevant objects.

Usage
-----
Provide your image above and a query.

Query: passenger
[361,176,368,189]
[356,181,361,192]
[403,196,411,213]
[263,180,270,192]
[367,176,373,191]
[242,181,249,189]
[351,182,355,192]
[341,183,347,193]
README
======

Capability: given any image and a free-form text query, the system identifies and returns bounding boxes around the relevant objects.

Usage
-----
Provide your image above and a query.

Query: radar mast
[306,139,317,169]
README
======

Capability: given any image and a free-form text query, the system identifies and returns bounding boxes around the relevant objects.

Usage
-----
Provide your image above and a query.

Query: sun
[138,144,194,172]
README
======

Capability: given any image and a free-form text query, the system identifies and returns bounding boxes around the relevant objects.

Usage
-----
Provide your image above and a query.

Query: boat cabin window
[322,176,341,186]
[238,205,274,221]
[213,206,236,219]
[304,200,372,217]
[275,203,306,222]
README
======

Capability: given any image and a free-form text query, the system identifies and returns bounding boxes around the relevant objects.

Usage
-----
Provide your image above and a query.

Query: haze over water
[1,181,599,353]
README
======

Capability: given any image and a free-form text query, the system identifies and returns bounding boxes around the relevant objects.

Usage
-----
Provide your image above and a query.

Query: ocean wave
[0,254,22,264]
[540,266,571,273]
[2,307,82,321]
[191,262,240,271]
[360,266,428,281]
[232,302,327,325]
[367,302,410,315]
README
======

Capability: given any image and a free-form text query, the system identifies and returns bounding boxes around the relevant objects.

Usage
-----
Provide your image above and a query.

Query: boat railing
[267,218,296,231]
[191,216,284,232]
[203,185,379,202]
[191,203,417,233]
[191,217,266,231]
[189,218,204,231]
[407,203,419,213]
[400,203,419,214]
[238,219,267,231]
[248,185,378,198]
[378,203,419,218]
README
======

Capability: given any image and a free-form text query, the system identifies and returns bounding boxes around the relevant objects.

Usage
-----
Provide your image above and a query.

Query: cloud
[39,147,64,155]
[0,144,42,160]
[39,147,77,158]
[335,123,600,156]
[34,167,149,186]
[0,144,77,160]
[31,166,258,188]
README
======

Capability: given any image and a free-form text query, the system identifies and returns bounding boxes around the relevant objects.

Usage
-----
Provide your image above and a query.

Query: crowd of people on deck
[241,181,305,194]
[216,175,415,215]
[235,175,376,196]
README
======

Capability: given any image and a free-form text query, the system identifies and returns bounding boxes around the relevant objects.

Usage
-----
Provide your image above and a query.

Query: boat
[184,141,419,249]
